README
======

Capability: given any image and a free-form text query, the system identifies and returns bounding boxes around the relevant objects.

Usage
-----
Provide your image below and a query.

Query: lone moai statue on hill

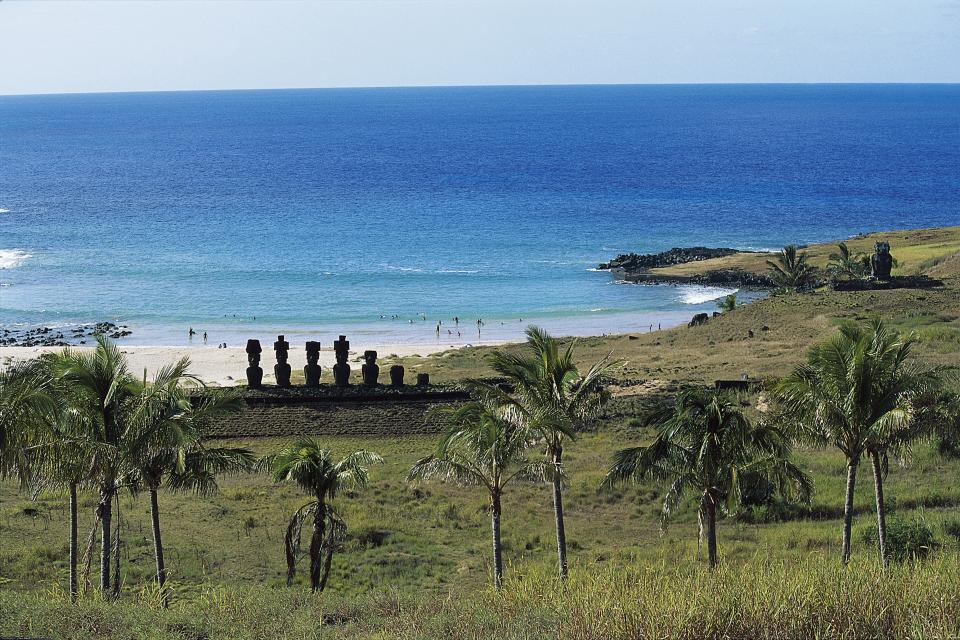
[304,341,322,387]
[245,339,263,389]
[362,350,380,387]
[274,335,291,388]
[333,335,351,387]
[870,241,893,280]
[416,373,430,387]
[390,364,405,388]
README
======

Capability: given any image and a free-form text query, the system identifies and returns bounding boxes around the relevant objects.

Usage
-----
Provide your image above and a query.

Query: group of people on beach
[188,327,227,348]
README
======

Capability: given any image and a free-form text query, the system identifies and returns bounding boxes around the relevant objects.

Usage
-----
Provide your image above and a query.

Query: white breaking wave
[0,249,32,269]
[677,285,738,305]
[0,208,10,214]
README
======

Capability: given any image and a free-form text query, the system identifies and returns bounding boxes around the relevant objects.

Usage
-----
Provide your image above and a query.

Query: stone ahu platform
[204,333,468,439]
[202,385,470,439]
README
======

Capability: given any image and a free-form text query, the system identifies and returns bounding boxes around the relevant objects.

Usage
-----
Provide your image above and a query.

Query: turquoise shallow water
[0,84,958,346]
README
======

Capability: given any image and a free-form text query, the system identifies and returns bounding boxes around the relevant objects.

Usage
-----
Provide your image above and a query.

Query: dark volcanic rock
[623,268,774,288]
[598,247,741,272]
[0,321,131,347]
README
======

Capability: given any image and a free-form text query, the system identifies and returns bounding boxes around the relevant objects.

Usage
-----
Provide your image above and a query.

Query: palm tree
[0,359,103,603]
[0,360,53,481]
[476,326,613,580]
[827,242,868,280]
[775,320,942,564]
[767,245,816,291]
[45,336,139,596]
[269,440,382,592]
[126,371,253,598]
[409,400,550,589]
[717,294,737,313]
[603,389,810,568]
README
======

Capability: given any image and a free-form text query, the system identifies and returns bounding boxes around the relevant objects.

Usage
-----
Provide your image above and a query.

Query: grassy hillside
[3,225,960,639]
[2,431,960,596]
[3,557,960,639]
[648,225,960,278]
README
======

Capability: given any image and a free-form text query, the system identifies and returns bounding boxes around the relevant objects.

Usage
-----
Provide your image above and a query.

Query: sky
[0,0,958,95]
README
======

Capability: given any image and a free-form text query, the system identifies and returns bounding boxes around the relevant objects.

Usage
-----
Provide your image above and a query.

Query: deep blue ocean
[1,84,958,346]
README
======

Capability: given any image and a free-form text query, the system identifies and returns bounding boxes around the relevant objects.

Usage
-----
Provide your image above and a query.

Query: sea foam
[677,285,738,305]
[0,249,31,269]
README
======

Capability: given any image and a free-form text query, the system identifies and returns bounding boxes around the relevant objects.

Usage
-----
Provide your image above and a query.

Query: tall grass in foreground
[2,556,959,639]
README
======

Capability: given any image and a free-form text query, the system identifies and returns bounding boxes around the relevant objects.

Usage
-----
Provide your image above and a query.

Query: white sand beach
[0,342,467,387]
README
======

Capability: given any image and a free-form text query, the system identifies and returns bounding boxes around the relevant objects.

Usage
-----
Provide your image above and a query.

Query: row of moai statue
[244,335,429,389]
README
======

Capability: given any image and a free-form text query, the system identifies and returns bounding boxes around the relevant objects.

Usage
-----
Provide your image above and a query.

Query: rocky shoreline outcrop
[0,322,132,347]
[598,247,741,271]
[598,247,774,288]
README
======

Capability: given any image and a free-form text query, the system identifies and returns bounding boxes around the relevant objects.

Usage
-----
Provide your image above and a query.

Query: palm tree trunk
[551,445,568,581]
[317,545,334,592]
[69,481,78,603]
[112,494,122,600]
[491,492,504,589]
[309,500,326,592]
[149,487,168,599]
[705,492,718,569]
[842,460,858,564]
[870,453,889,567]
[97,485,113,594]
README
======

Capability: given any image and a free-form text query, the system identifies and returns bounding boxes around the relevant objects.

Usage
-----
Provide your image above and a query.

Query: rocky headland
[598,247,774,287]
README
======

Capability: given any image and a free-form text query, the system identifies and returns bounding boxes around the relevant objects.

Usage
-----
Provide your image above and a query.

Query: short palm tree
[408,400,550,588]
[127,372,253,598]
[603,389,810,568]
[775,319,942,564]
[717,294,737,313]
[767,245,816,291]
[476,326,613,580]
[270,440,382,592]
[827,242,869,280]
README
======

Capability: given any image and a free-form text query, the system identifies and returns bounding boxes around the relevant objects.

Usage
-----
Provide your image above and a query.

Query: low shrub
[861,515,937,562]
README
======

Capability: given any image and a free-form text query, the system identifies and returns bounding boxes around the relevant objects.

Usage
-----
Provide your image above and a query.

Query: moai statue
[389,364,405,388]
[416,373,430,387]
[870,241,893,280]
[245,339,263,389]
[362,350,379,387]
[273,335,291,388]
[304,341,322,387]
[333,335,351,387]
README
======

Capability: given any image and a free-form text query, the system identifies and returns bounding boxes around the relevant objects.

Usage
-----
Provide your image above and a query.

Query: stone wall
[204,395,463,439]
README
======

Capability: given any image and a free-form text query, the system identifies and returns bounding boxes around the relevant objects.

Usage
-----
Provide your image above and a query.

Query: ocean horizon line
[3,80,960,99]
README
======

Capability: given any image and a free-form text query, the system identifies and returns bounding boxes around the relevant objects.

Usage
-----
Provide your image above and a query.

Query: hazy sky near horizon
[0,0,958,95]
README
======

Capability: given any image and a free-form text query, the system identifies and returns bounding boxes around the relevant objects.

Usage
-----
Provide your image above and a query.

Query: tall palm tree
[1,359,102,602]
[409,400,550,589]
[0,360,53,481]
[476,326,613,580]
[45,336,139,596]
[775,320,942,564]
[269,440,382,592]
[767,244,816,291]
[126,372,253,598]
[827,242,869,280]
[603,389,810,568]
